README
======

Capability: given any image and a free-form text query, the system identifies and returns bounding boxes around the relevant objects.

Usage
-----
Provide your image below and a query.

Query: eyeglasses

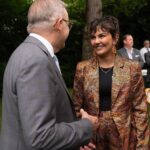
[62,19,73,30]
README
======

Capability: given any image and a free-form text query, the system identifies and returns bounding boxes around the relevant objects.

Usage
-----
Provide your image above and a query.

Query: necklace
[100,67,113,74]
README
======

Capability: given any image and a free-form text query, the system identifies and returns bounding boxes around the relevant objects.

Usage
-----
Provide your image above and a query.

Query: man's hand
[80,109,99,131]
[80,142,96,150]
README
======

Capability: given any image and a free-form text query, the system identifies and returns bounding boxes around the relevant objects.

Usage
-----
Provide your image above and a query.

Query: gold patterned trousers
[94,111,122,150]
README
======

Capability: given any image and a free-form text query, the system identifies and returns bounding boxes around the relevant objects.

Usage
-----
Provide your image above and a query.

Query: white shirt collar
[124,47,133,59]
[29,33,54,58]
[125,47,133,54]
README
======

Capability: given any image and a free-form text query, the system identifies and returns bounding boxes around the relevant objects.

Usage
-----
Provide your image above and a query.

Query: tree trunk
[82,0,102,60]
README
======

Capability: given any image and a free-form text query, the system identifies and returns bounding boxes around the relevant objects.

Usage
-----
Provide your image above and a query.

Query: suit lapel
[122,48,129,59]
[24,36,72,101]
[49,56,72,98]
[49,56,77,117]
[48,55,76,117]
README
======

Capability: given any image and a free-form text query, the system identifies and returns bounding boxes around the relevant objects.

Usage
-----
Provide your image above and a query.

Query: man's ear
[53,18,62,31]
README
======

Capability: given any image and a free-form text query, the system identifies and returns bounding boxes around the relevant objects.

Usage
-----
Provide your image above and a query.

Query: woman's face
[90,28,116,56]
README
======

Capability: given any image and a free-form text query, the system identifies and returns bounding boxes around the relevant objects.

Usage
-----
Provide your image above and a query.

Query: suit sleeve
[138,51,144,68]
[17,55,92,150]
[73,62,85,118]
[131,62,150,149]
[140,49,145,63]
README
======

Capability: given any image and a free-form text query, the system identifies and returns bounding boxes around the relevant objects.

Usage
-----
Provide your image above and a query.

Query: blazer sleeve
[17,55,92,150]
[73,62,85,118]
[131,62,150,149]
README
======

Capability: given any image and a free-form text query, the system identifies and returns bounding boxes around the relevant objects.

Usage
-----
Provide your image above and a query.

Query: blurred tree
[82,0,102,60]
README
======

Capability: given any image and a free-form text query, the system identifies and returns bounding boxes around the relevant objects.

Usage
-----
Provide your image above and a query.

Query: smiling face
[90,27,117,57]
[144,40,150,48]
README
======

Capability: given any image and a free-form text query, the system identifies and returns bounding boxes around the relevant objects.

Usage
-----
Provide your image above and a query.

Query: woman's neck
[97,53,115,68]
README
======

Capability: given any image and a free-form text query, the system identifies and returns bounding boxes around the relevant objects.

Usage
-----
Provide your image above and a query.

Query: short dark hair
[90,16,119,39]
[122,34,132,41]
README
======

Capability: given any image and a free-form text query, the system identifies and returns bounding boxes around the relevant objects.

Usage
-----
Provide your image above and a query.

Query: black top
[99,67,113,111]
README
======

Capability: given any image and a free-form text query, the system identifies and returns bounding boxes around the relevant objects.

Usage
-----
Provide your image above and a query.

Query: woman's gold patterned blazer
[73,56,150,150]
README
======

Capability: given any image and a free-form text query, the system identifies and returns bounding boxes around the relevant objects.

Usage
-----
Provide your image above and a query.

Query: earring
[112,46,116,54]
[92,49,97,57]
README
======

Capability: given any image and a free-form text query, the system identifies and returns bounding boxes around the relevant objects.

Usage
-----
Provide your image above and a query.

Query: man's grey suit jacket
[117,47,144,68]
[0,36,92,150]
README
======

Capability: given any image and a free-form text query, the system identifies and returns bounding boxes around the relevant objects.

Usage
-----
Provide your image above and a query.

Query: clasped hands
[80,109,99,150]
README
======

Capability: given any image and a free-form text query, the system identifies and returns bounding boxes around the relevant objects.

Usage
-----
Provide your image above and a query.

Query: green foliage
[103,0,147,17]
[0,0,29,61]
[64,0,86,26]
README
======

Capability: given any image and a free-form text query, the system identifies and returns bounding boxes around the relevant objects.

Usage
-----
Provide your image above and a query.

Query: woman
[73,16,149,150]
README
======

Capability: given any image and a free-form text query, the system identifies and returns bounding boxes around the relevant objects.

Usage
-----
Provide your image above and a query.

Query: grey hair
[27,0,67,33]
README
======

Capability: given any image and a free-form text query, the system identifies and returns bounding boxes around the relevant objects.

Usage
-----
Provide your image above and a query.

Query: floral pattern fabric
[73,56,150,150]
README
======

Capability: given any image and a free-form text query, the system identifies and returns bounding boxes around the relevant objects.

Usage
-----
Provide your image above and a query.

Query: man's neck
[31,29,59,53]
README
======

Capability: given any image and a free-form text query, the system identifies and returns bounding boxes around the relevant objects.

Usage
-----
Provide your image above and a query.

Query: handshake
[80,109,99,131]
[80,109,99,150]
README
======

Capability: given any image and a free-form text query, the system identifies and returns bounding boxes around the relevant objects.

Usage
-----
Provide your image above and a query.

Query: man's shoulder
[118,47,125,51]
[9,36,49,68]
[140,47,147,52]
[117,47,126,53]
[117,48,126,56]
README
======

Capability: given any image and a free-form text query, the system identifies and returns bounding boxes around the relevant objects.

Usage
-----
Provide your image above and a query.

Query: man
[140,40,150,63]
[117,34,144,68]
[140,40,150,87]
[0,0,98,150]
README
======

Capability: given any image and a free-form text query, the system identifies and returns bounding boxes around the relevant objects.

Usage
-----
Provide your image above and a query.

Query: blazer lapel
[88,59,100,110]
[111,56,125,107]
